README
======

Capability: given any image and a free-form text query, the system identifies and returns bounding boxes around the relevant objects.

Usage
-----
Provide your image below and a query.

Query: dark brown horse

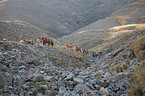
[37,36,53,46]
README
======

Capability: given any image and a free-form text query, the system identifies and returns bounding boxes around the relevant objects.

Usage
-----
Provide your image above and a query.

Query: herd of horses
[1,36,102,57]
[20,35,54,47]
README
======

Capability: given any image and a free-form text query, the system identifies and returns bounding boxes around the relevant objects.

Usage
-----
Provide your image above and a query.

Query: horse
[74,46,83,53]
[20,40,33,45]
[37,37,45,46]
[43,38,54,47]
[66,44,72,50]
[37,36,53,46]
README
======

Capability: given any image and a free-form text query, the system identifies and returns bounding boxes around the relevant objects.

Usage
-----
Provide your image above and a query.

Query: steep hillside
[0,0,138,39]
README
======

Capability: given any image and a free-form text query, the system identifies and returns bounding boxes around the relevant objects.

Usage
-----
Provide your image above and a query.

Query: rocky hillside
[0,0,145,96]
[0,27,145,96]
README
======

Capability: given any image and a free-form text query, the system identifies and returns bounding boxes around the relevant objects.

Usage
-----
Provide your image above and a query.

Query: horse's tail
[32,40,34,45]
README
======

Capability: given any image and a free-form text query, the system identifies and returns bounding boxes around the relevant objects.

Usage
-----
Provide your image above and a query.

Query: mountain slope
[0,0,138,39]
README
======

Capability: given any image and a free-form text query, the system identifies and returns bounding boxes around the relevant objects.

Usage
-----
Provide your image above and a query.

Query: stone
[32,74,44,82]
[74,84,91,93]
[1,61,9,67]
[16,59,26,66]
[0,63,9,72]
[99,87,109,95]
[85,82,95,90]
[26,58,41,66]
[40,85,48,90]
[66,72,74,80]
[123,79,132,87]
[100,81,110,88]
[58,86,67,95]
[36,93,43,96]
[95,85,101,90]
[0,72,13,86]
[74,78,84,84]
[116,81,124,88]
[45,90,58,96]
[104,72,110,78]
[44,76,53,82]
[64,93,70,96]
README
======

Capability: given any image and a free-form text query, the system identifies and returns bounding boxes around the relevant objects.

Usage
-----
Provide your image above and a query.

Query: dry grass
[130,35,145,60]
[112,9,140,25]
[129,61,145,96]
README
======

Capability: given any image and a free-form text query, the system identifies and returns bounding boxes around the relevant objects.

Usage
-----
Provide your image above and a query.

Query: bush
[130,36,145,61]
[129,61,145,96]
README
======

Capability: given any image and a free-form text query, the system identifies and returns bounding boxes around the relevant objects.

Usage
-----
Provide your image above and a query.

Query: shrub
[130,36,145,61]
[129,61,145,96]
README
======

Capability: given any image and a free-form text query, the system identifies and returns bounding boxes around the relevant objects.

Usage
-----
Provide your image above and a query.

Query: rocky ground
[0,39,138,96]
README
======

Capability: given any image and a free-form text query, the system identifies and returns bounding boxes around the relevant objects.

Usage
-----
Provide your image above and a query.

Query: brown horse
[66,44,72,50]
[37,36,53,46]
[20,40,33,45]
[74,46,83,53]
[43,38,54,47]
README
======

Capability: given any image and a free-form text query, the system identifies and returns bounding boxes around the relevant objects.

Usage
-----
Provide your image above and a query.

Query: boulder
[0,72,13,86]
[0,63,9,72]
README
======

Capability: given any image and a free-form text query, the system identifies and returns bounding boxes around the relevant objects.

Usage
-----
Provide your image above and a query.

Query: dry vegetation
[130,36,145,61]
[129,61,145,96]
